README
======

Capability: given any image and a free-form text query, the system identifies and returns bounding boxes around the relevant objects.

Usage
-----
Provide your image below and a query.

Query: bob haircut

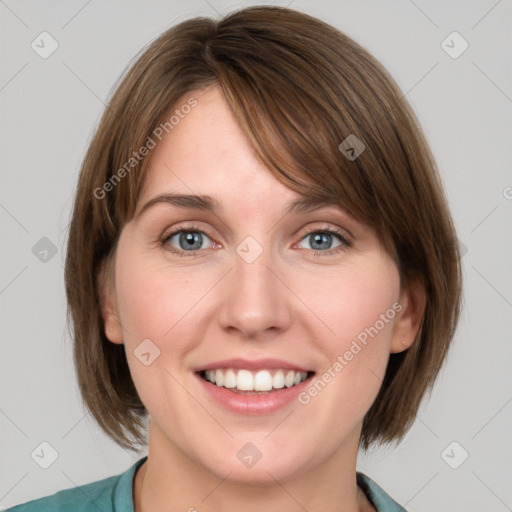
[65,5,462,451]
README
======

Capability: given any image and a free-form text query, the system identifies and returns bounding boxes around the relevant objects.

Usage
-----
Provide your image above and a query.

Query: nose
[217,242,292,340]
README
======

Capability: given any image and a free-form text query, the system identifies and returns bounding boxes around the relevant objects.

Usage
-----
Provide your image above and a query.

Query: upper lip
[195,358,313,373]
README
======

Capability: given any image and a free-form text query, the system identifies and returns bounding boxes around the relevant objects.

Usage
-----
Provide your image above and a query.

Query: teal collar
[357,472,407,511]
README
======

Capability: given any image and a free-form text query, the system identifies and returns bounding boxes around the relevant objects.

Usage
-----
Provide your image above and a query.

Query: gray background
[1,1,511,511]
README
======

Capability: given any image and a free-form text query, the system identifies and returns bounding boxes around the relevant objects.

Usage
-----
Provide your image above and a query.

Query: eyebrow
[136,193,343,219]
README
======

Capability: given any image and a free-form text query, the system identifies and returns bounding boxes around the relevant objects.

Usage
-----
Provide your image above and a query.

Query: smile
[199,368,312,393]
[195,358,315,413]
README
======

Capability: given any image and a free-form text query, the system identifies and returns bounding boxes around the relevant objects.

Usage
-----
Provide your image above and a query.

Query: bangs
[119,13,407,261]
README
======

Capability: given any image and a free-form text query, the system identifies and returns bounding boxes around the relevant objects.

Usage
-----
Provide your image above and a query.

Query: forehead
[137,85,338,218]
[140,85,278,198]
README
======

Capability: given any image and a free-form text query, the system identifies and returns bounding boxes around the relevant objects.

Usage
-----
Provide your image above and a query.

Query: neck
[134,422,374,512]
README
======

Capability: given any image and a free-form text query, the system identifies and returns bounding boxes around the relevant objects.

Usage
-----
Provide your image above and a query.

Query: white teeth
[202,368,309,392]
[273,370,285,389]
[224,369,237,388]
[284,370,295,388]
[237,369,254,391]
[254,370,273,391]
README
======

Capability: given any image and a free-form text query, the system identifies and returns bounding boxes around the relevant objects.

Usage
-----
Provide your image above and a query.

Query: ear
[97,258,124,344]
[390,277,426,353]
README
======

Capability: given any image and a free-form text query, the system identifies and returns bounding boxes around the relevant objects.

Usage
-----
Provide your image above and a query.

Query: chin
[187,434,319,486]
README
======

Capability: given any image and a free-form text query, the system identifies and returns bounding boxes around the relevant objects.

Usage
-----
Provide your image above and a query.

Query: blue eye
[163,229,212,254]
[298,231,344,252]
[296,228,352,256]
[161,224,351,258]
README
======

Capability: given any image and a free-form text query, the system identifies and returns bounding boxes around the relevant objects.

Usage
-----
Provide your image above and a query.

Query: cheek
[113,248,221,408]
[303,255,400,354]
[113,252,204,414]
[295,255,400,413]
[115,250,211,344]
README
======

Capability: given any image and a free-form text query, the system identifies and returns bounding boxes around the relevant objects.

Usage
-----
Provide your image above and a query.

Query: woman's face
[103,84,418,483]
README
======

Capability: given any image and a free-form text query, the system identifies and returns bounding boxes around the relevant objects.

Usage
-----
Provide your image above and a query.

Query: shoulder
[4,457,147,512]
[5,473,122,512]
[357,472,408,512]
[4,474,120,512]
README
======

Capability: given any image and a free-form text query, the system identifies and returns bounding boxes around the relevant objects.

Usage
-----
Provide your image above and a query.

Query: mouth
[197,368,315,395]
[194,358,316,413]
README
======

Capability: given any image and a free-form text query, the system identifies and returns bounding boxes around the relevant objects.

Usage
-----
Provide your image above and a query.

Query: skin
[101,84,425,512]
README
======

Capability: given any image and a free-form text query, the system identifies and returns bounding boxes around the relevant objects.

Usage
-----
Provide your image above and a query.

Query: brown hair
[65,5,462,451]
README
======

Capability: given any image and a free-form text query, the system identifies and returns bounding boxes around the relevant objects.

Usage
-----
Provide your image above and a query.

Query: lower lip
[196,373,312,414]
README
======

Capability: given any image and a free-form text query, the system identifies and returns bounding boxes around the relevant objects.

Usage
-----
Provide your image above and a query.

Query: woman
[7,5,461,511]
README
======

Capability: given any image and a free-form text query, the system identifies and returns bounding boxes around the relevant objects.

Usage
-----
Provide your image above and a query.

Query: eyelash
[160,223,353,258]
